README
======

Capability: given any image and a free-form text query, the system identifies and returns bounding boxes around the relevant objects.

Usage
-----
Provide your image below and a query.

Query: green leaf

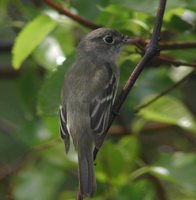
[12,15,56,69]
[17,66,42,117]
[154,152,196,192]
[117,179,155,200]
[168,15,192,31]
[118,136,140,168]
[97,141,125,181]
[37,55,75,116]
[139,96,196,133]
[96,136,139,184]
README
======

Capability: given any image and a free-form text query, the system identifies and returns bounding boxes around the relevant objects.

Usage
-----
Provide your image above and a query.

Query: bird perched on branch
[59,28,133,198]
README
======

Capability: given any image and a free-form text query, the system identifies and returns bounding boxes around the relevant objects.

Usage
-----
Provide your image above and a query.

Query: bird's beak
[122,36,135,45]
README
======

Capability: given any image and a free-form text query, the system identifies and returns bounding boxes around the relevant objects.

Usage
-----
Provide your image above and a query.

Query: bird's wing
[59,105,70,153]
[90,63,117,147]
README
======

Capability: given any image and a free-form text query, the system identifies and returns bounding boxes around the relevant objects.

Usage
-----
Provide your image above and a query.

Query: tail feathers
[78,149,96,197]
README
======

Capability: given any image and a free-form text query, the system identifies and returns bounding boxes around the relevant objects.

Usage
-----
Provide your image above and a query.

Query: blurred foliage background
[0,0,196,200]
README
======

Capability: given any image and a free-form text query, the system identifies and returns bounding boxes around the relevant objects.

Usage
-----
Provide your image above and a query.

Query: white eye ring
[103,35,114,44]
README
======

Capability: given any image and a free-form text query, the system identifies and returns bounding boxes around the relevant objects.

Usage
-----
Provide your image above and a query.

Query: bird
[59,28,133,197]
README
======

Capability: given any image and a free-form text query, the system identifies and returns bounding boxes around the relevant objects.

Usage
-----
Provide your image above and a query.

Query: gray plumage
[59,28,133,197]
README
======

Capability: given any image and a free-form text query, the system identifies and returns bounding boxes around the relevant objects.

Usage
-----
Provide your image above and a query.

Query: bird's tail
[78,145,96,197]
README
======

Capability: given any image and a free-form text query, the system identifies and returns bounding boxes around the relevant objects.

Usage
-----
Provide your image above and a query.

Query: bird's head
[77,28,133,63]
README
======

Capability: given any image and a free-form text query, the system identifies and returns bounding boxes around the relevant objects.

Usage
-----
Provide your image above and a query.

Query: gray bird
[59,28,133,197]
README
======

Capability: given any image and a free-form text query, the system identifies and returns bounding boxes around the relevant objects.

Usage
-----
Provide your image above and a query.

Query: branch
[132,41,196,68]
[160,41,196,50]
[134,72,192,113]
[43,0,101,29]
[158,55,196,68]
[93,0,167,160]
[135,39,196,51]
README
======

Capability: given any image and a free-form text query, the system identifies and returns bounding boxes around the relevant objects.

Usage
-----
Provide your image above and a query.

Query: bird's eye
[103,35,114,44]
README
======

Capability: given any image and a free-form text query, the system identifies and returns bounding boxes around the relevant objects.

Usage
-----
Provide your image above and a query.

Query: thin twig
[135,39,196,51]
[93,0,167,160]
[134,72,192,113]
[43,0,101,29]
[160,41,196,50]
[158,55,196,68]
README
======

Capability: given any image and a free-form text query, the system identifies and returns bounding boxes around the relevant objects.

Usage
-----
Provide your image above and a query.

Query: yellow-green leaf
[138,96,196,133]
[12,15,56,69]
